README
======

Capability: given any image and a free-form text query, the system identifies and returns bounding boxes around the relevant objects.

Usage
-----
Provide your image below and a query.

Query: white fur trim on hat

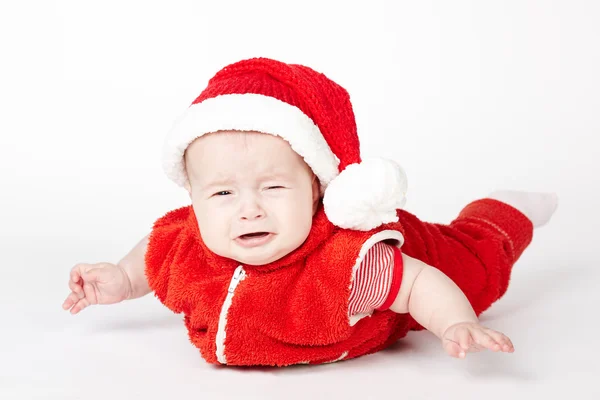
[162,93,340,192]
[323,158,408,231]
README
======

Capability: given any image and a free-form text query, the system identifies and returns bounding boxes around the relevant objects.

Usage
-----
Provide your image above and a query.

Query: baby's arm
[117,234,152,299]
[389,254,514,358]
[63,234,152,314]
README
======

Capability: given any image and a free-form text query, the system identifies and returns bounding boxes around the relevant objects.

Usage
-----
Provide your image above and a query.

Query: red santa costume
[147,57,534,367]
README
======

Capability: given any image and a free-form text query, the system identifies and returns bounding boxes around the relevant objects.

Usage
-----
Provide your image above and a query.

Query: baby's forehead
[188,130,291,155]
[185,130,308,178]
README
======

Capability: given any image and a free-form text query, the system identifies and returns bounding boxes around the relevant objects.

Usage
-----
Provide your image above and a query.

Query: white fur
[162,93,340,192]
[323,158,408,231]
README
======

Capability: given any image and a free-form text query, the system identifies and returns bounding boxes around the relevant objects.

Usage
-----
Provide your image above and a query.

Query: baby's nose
[241,210,264,221]
[239,199,265,220]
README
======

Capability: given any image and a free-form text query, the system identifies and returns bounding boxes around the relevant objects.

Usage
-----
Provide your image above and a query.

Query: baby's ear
[312,175,321,215]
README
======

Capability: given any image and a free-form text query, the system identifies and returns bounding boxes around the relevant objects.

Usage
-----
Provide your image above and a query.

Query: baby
[62,57,558,366]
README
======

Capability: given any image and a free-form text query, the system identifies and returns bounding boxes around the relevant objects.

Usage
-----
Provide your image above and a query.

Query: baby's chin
[232,250,288,266]
[204,240,288,266]
[228,242,294,266]
[206,234,308,266]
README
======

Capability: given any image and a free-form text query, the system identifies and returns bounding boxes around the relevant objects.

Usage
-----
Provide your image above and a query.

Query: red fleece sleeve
[144,206,193,314]
[348,242,403,316]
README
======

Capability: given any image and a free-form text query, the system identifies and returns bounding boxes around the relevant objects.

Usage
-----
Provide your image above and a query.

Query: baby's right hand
[62,262,132,314]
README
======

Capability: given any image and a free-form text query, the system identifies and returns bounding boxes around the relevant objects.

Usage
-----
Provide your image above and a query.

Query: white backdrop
[1,0,598,399]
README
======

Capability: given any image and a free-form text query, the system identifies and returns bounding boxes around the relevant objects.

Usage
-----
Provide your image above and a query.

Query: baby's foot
[488,190,558,228]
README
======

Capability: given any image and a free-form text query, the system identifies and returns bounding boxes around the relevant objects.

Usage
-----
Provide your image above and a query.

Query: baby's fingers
[63,292,89,314]
[62,292,80,310]
[456,327,474,352]
[68,279,85,299]
[472,328,502,352]
[70,263,97,284]
[69,297,90,314]
[443,327,474,358]
[443,339,466,359]
[485,329,514,353]
[70,266,83,283]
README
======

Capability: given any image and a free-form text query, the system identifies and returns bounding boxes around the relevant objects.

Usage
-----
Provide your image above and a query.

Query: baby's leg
[398,191,556,327]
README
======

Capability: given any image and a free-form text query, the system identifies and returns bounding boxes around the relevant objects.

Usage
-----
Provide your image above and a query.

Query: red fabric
[190,57,361,173]
[145,198,533,366]
[375,246,403,312]
[348,242,401,316]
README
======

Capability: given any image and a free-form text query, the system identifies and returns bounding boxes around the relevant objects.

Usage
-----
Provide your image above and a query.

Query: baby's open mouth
[235,232,274,248]
[239,232,269,239]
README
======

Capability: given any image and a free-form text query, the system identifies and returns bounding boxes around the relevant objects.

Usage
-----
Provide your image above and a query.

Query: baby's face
[184,131,320,265]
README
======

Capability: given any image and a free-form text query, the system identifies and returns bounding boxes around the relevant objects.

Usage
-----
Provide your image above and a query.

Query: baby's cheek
[287,209,313,244]
[197,214,228,249]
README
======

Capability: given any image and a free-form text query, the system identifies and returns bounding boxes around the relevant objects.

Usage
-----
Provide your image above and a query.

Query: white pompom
[322,158,408,231]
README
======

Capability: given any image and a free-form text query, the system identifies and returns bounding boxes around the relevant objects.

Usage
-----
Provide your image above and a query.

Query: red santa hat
[162,57,407,231]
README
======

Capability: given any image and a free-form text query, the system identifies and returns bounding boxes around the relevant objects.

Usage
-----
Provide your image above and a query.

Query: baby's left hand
[441,322,514,359]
